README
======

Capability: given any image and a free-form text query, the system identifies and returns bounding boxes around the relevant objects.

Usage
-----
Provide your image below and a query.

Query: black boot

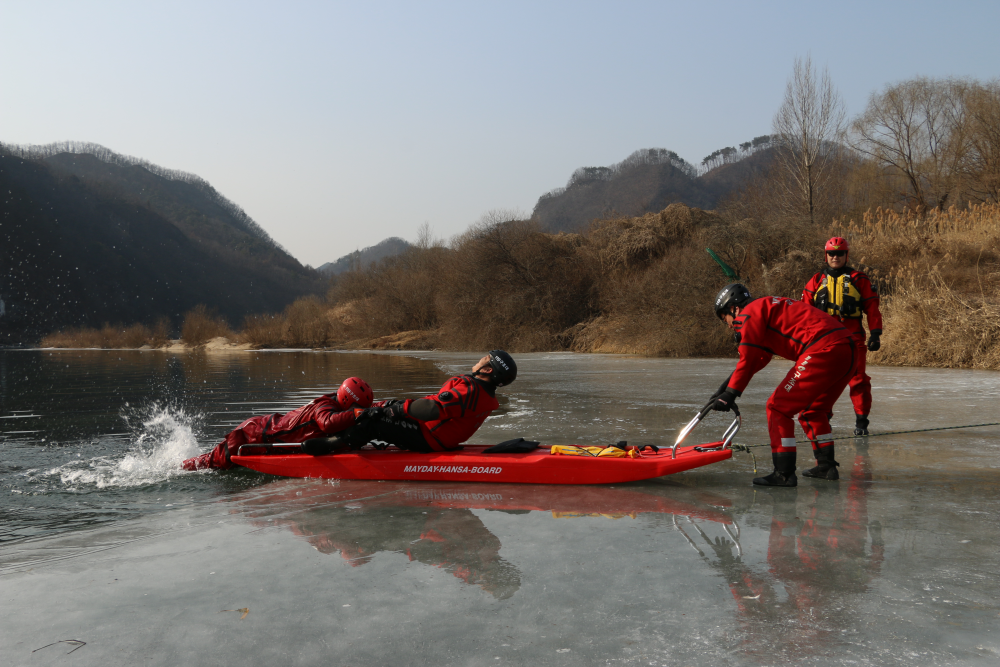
[854,414,870,436]
[802,444,840,480]
[753,452,797,487]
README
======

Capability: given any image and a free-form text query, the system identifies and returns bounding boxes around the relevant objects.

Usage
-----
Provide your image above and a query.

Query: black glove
[710,376,733,402]
[710,388,739,412]
[383,400,408,419]
[355,407,384,423]
[734,332,742,344]
[867,330,881,352]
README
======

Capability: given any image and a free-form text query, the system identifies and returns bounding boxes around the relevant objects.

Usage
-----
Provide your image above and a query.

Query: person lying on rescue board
[302,350,517,455]
[709,284,857,487]
[181,377,375,471]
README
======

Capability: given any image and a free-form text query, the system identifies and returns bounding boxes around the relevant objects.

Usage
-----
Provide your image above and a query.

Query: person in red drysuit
[301,350,517,455]
[803,236,884,435]
[181,377,374,470]
[709,284,857,486]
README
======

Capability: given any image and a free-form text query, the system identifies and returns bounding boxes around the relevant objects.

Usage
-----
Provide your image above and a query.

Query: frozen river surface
[1,349,998,666]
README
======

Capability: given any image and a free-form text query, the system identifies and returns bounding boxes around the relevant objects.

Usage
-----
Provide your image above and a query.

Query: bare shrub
[240,313,286,347]
[331,244,450,339]
[761,249,823,298]
[585,203,706,275]
[40,320,170,348]
[437,213,594,351]
[581,242,733,356]
[181,305,233,346]
[284,296,330,348]
[40,328,96,348]
[121,324,154,348]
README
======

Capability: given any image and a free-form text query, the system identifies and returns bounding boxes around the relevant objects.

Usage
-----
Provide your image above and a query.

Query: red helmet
[337,377,373,408]
[825,237,849,253]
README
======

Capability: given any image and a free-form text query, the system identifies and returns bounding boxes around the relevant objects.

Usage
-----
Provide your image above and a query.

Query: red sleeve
[802,273,822,305]
[728,302,774,393]
[729,346,773,394]
[314,409,357,434]
[855,272,883,331]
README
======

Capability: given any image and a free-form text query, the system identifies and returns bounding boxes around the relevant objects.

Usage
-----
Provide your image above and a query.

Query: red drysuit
[727,296,857,454]
[405,375,500,451]
[182,393,358,470]
[803,268,883,416]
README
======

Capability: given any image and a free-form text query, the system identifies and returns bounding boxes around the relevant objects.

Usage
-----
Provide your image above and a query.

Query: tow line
[729,421,1000,472]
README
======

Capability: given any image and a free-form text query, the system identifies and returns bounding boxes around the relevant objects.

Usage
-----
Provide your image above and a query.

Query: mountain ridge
[532,143,775,232]
[0,142,325,343]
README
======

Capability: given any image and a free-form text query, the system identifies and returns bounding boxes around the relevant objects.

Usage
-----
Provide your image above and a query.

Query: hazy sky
[2,1,998,266]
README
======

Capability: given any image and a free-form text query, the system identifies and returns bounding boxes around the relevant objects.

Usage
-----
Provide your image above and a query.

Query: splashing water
[48,405,205,490]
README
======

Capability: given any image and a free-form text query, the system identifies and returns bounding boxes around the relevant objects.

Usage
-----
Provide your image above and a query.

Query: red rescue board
[230,442,732,484]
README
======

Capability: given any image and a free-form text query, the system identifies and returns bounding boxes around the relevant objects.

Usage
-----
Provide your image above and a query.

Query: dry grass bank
[37,203,1000,370]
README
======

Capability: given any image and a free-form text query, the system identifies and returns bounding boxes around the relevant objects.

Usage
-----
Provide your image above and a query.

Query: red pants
[766,340,857,455]
[182,415,274,471]
[848,337,871,417]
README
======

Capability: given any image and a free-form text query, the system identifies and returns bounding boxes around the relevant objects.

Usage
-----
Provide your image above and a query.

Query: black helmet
[714,283,752,319]
[487,350,517,386]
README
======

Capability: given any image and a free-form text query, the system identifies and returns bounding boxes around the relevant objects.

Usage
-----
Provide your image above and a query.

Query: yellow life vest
[814,273,863,318]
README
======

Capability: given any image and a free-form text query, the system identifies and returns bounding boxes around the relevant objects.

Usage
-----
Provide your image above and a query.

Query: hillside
[319,237,412,275]
[0,143,325,343]
[533,144,776,232]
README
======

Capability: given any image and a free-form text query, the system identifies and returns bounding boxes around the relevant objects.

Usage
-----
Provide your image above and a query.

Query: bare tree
[414,221,444,249]
[772,56,847,223]
[851,77,970,211]
[964,80,1000,203]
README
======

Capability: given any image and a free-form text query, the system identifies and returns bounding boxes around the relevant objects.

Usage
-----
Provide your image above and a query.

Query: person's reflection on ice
[698,445,883,656]
[279,505,521,600]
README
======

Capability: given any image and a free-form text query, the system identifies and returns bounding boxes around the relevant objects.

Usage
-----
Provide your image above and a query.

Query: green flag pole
[706,248,739,280]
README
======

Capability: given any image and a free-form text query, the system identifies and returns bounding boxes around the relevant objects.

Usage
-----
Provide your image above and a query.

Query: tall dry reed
[835,203,1000,368]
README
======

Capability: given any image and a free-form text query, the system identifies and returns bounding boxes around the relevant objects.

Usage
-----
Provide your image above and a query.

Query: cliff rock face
[533,147,775,232]
[0,144,324,343]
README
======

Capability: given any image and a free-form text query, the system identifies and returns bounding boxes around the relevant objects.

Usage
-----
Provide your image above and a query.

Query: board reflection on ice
[227,481,737,600]
[224,447,884,659]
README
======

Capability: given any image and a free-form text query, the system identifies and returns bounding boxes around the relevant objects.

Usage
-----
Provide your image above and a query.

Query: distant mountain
[533,143,776,232]
[319,237,412,275]
[0,142,325,343]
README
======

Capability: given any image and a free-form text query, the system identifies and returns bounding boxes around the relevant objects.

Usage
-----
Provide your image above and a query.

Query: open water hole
[1,349,998,666]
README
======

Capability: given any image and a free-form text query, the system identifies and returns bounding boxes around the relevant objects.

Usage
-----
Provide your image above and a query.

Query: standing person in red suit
[709,284,857,486]
[802,237,884,435]
[181,377,374,470]
[302,350,516,455]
